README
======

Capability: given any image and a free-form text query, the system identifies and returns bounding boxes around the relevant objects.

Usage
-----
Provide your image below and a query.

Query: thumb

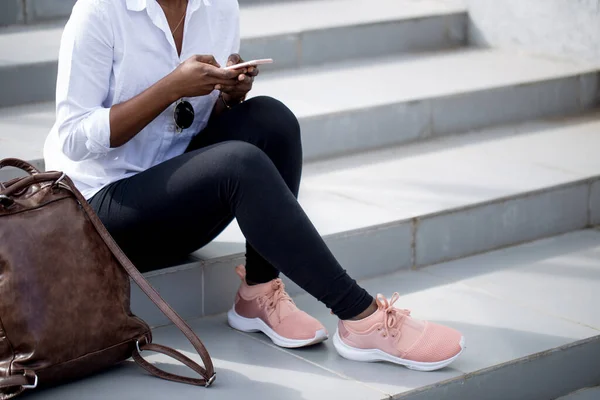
[227,53,242,67]
[196,55,220,68]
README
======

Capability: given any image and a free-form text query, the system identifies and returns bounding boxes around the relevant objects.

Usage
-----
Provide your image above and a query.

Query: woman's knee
[244,96,301,148]
[213,141,274,178]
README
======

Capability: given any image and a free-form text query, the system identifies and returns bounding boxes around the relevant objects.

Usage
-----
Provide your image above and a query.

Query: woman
[44,0,464,371]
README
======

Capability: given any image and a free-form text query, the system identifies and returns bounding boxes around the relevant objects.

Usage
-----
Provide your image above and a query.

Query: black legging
[89,96,373,320]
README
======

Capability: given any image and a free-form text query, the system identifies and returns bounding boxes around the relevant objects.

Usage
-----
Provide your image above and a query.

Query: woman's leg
[185,96,302,285]
[90,139,373,320]
[90,97,465,366]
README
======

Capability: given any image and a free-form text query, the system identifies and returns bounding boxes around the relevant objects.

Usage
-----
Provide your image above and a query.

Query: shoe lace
[376,292,411,339]
[257,279,294,319]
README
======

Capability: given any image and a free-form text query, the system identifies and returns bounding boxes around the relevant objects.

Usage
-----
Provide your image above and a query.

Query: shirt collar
[126,0,207,12]
[126,0,147,11]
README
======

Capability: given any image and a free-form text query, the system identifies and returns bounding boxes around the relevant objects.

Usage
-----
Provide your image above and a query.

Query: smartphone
[224,58,273,70]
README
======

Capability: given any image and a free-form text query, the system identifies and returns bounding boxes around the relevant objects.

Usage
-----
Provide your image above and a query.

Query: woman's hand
[169,55,240,99]
[219,54,260,104]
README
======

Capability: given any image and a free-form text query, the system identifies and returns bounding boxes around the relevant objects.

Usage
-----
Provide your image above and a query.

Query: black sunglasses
[174,100,194,133]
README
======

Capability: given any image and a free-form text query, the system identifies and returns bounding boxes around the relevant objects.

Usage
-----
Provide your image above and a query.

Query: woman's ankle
[346,300,378,321]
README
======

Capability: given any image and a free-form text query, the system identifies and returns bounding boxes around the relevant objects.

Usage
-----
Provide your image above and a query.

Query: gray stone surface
[0,62,57,108]
[0,0,23,26]
[300,13,466,67]
[26,0,75,22]
[399,337,600,400]
[130,260,204,328]
[250,49,600,159]
[326,222,413,277]
[242,34,299,71]
[467,0,600,64]
[591,180,600,226]
[270,266,598,395]
[0,0,467,107]
[201,256,246,316]
[26,229,600,400]
[240,0,466,39]
[25,315,385,400]
[300,100,429,160]
[580,72,600,109]
[431,75,584,136]
[425,229,600,330]
[415,183,589,266]
[558,386,600,400]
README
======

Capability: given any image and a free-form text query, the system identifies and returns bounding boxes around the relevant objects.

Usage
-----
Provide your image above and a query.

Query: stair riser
[131,177,599,327]
[0,13,466,107]
[396,336,600,400]
[0,62,57,109]
[301,73,600,161]
[0,0,23,26]
[592,180,600,225]
[0,0,75,26]
[244,13,466,71]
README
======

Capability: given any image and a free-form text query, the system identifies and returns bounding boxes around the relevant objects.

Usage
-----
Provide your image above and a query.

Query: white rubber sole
[333,330,466,371]
[227,307,329,349]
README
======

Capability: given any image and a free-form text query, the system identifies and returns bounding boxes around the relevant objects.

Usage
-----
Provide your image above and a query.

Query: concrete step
[0,0,352,26]
[1,48,598,166]
[24,229,600,400]
[557,386,600,400]
[0,0,467,107]
[118,112,600,327]
[250,48,599,159]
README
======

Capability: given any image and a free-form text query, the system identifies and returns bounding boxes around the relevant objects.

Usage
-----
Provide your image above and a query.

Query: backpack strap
[66,176,216,387]
[0,170,216,392]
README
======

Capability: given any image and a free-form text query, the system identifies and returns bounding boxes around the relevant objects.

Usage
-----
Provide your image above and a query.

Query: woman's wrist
[221,92,245,107]
[162,73,185,103]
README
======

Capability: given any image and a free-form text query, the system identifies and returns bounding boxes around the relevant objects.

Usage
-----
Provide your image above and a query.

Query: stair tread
[1,48,597,163]
[194,112,600,259]
[0,0,465,67]
[26,229,600,399]
[249,48,599,118]
[240,0,466,38]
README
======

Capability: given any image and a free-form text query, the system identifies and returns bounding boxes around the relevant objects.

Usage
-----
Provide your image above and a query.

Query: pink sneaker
[334,293,465,371]
[227,265,328,348]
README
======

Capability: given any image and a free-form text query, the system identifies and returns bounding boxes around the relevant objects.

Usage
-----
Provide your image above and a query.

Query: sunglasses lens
[174,101,195,130]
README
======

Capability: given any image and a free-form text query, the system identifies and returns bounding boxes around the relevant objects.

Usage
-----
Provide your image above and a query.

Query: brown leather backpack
[0,159,215,399]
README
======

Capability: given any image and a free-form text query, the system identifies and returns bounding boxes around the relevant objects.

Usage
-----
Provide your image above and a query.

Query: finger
[227,53,243,67]
[238,73,256,82]
[220,80,252,93]
[219,84,241,93]
[208,66,242,80]
[246,67,259,77]
[196,54,220,68]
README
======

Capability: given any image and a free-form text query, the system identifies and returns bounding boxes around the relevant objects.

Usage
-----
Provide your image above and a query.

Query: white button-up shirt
[44,0,240,199]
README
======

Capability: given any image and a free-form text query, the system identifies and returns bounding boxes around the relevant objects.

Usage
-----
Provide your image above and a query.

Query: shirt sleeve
[54,1,114,162]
